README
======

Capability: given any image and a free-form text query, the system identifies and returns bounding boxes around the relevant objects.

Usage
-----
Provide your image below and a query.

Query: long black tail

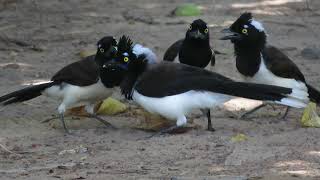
[307,84,320,104]
[0,82,56,105]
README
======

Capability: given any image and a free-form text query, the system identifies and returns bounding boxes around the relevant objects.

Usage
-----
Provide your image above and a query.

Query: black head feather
[95,36,118,66]
[117,35,133,56]
[186,19,209,41]
[120,54,148,99]
[222,12,266,50]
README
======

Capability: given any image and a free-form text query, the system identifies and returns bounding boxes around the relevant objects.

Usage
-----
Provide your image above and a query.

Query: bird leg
[201,109,215,131]
[85,104,116,129]
[281,107,290,120]
[239,104,267,119]
[59,113,70,134]
[90,114,117,129]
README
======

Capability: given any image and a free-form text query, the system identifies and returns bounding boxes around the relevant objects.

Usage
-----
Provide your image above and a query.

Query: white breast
[243,55,308,92]
[132,90,231,121]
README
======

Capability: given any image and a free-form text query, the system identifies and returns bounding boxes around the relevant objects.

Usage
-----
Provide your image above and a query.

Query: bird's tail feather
[0,82,56,105]
[218,81,308,108]
[307,84,320,104]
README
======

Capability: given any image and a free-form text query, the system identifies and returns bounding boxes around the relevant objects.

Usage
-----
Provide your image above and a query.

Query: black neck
[184,37,209,47]
[234,42,265,77]
[120,58,148,99]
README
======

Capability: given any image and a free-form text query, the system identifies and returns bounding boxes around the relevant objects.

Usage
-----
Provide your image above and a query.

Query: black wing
[262,45,306,82]
[134,62,292,102]
[163,39,184,61]
[51,55,99,86]
[134,62,233,97]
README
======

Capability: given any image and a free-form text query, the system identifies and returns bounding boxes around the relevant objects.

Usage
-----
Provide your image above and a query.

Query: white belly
[132,90,231,120]
[43,79,114,105]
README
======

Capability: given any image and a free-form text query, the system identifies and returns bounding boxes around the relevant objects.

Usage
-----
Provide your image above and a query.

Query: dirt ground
[1,0,320,179]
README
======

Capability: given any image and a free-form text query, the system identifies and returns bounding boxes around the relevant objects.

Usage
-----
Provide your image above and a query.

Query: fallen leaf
[97,98,127,115]
[79,49,95,58]
[301,102,320,128]
[172,3,201,17]
[231,133,248,142]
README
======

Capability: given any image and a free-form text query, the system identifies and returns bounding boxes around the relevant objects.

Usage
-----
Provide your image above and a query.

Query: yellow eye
[188,25,192,30]
[204,28,209,33]
[242,29,248,34]
[123,57,129,62]
[99,48,104,53]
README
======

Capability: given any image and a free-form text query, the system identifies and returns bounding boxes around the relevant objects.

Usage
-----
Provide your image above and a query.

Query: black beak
[220,28,242,41]
[189,30,205,39]
[102,60,117,71]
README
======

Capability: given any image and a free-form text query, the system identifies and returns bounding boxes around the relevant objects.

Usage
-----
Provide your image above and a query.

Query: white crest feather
[250,20,265,32]
[132,44,158,64]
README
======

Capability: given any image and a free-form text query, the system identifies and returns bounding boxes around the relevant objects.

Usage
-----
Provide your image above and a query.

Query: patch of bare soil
[1,0,320,179]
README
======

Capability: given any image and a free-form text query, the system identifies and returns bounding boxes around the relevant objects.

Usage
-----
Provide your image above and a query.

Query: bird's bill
[103,60,128,71]
[189,30,206,39]
[220,28,242,41]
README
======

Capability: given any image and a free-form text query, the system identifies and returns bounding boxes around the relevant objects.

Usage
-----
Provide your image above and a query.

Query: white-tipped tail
[275,88,309,108]
[276,98,307,109]
[289,89,310,102]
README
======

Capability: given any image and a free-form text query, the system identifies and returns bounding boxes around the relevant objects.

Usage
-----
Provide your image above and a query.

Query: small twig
[0,143,22,157]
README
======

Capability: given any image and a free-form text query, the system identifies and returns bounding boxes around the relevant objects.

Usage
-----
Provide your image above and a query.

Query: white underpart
[132,90,232,126]
[43,79,114,114]
[133,44,158,64]
[242,55,309,108]
[250,20,265,32]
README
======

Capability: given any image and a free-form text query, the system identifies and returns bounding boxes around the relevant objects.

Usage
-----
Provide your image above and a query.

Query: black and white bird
[220,12,320,118]
[105,37,308,136]
[163,19,216,131]
[0,36,123,133]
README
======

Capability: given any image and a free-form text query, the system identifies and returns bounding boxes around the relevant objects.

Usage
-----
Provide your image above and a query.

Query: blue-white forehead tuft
[250,20,265,32]
[123,52,129,56]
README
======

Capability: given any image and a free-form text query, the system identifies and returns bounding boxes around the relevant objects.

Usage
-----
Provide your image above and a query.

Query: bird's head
[220,12,266,48]
[102,35,136,72]
[186,19,209,41]
[95,36,118,66]
[101,35,148,92]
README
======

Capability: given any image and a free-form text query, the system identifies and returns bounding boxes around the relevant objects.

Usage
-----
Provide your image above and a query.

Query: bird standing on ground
[163,19,216,131]
[105,36,308,137]
[0,36,122,133]
[220,12,320,119]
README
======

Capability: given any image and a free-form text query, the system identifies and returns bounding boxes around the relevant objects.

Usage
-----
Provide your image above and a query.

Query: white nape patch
[123,52,129,56]
[250,20,265,32]
[132,90,231,125]
[43,79,114,112]
[133,44,158,64]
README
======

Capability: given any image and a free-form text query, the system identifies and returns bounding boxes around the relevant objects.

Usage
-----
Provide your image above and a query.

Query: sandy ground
[1,0,320,179]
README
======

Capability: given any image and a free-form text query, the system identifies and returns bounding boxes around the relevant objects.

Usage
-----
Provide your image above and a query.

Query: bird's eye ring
[204,28,209,33]
[123,57,129,62]
[242,29,248,34]
[100,48,104,53]
[188,25,192,30]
